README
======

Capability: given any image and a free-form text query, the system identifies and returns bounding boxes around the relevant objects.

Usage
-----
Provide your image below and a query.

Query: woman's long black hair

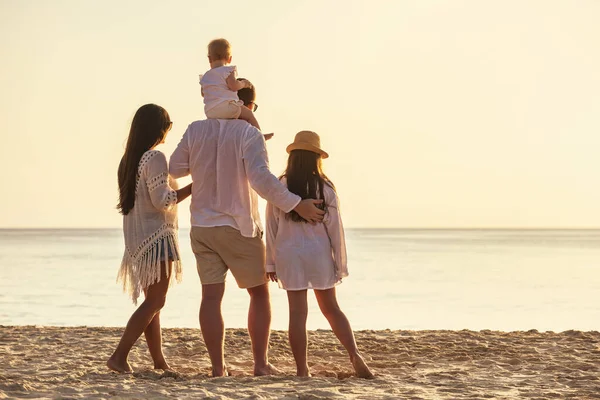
[282,149,334,222]
[117,104,171,215]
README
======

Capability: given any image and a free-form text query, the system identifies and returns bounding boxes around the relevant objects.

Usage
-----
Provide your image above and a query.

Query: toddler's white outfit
[200,65,243,119]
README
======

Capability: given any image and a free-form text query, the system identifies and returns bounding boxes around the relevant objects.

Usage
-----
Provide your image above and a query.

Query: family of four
[106,38,373,379]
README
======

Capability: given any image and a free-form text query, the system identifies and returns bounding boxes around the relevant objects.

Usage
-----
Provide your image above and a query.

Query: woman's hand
[267,272,278,282]
[176,183,192,203]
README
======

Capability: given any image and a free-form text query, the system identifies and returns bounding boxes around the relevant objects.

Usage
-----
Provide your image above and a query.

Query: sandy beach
[1,326,599,399]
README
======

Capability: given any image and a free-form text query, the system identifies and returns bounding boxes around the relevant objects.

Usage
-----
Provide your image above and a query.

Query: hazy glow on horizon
[1,0,599,228]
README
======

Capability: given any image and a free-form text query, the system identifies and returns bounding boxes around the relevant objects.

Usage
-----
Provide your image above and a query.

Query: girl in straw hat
[265,131,374,379]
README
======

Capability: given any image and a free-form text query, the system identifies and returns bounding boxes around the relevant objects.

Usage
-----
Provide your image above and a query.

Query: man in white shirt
[169,83,324,377]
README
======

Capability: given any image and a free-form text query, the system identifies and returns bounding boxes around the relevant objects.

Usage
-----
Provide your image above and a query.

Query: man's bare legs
[107,262,172,373]
[199,283,226,377]
[247,283,275,376]
[287,290,310,376]
[199,282,275,377]
[314,288,374,379]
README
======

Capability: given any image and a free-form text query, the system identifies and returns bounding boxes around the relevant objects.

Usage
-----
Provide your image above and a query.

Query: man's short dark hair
[237,78,255,106]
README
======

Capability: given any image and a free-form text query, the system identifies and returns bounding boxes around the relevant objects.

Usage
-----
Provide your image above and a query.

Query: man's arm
[242,129,325,223]
[169,126,191,178]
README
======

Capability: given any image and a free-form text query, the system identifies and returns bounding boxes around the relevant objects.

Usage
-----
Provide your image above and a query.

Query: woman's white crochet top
[118,149,182,304]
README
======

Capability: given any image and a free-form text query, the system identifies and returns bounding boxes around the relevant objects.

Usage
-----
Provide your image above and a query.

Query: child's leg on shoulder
[238,106,261,130]
[287,289,310,377]
[314,288,374,378]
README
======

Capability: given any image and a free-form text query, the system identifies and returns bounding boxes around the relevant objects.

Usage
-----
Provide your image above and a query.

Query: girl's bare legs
[238,106,261,130]
[314,288,374,379]
[107,261,172,373]
[287,290,310,377]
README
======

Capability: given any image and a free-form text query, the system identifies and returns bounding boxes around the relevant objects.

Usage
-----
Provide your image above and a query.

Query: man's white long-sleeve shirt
[169,119,301,238]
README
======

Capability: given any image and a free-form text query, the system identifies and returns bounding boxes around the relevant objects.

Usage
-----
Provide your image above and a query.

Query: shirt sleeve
[265,202,280,273]
[169,127,190,179]
[225,65,237,79]
[324,185,348,278]
[242,127,301,212]
[146,151,178,212]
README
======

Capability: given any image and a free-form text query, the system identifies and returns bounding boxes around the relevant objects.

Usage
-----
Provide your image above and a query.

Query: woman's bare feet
[107,356,133,374]
[153,361,171,371]
[350,353,374,379]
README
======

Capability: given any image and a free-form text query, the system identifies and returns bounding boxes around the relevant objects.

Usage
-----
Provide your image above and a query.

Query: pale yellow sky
[1,0,599,228]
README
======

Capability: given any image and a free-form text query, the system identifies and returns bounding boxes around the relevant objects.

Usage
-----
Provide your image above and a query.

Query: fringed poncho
[118,150,182,304]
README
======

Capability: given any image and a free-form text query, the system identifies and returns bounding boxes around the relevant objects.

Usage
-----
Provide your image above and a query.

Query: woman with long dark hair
[265,131,373,378]
[107,104,192,373]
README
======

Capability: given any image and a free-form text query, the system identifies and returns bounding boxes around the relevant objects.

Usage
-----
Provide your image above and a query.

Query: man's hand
[293,199,325,223]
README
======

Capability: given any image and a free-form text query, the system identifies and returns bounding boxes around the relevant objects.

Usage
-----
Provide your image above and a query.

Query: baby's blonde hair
[208,38,231,61]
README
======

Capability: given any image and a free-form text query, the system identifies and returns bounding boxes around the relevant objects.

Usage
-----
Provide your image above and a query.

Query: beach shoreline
[1,326,599,399]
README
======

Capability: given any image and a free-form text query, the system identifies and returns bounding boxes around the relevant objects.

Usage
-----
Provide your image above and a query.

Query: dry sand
[1,326,599,399]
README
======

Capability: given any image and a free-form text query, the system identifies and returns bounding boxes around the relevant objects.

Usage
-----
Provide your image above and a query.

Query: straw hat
[286,130,329,159]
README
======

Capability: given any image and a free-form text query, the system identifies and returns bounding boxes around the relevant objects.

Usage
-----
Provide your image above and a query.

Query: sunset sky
[1,0,599,228]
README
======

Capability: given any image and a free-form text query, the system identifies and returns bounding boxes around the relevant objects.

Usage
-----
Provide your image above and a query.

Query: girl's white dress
[265,180,349,291]
[118,150,182,304]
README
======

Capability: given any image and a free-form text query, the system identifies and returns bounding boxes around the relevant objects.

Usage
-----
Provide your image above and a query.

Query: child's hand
[267,272,278,282]
[240,78,252,89]
[263,133,274,141]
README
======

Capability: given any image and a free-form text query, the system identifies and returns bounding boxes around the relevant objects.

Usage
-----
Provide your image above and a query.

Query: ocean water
[0,229,598,332]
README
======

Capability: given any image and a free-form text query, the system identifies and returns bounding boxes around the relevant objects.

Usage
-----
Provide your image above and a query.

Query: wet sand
[1,326,599,399]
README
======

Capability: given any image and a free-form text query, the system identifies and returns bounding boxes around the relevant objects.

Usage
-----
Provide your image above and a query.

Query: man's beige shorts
[190,226,267,288]
[205,100,243,119]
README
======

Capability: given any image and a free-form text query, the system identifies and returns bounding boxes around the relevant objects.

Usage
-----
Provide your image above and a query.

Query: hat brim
[286,143,329,159]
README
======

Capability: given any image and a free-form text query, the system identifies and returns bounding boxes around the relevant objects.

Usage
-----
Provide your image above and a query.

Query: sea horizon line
[1,227,600,231]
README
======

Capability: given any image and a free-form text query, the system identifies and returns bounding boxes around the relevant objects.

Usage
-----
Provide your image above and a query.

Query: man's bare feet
[107,356,133,374]
[350,353,374,379]
[254,363,281,376]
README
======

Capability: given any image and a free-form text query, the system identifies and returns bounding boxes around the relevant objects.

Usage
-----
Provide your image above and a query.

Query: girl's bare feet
[107,356,133,374]
[296,365,311,377]
[211,366,229,377]
[350,353,374,379]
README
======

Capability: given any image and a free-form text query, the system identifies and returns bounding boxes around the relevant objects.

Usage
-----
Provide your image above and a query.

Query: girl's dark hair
[117,104,171,215]
[282,150,334,223]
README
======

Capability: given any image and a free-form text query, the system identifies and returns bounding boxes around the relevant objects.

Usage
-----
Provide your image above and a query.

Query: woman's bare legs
[107,261,172,373]
[143,297,170,370]
[314,288,374,379]
[238,106,261,130]
[287,290,310,377]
